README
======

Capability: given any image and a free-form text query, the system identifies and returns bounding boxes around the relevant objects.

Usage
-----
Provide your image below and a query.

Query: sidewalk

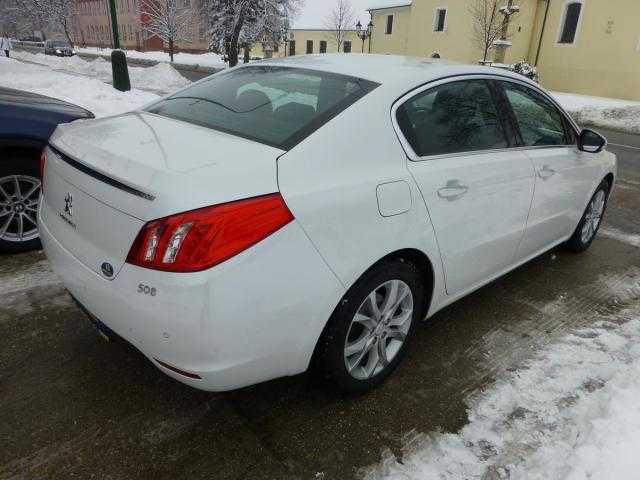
[75,46,225,76]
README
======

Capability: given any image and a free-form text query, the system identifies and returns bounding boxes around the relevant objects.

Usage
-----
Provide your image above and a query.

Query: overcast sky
[293,0,377,29]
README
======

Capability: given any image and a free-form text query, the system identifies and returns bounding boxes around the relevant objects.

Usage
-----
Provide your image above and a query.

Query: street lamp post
[355,20,373,53]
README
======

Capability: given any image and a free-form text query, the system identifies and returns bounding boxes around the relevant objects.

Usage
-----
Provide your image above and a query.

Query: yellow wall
[367,0,640,100]
[370,0,538,63]
[253,29,362,58]
[533,0,640,100]
[369,6,411,55]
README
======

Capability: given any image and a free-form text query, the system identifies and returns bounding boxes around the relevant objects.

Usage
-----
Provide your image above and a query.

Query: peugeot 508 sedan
[40,55,616,392]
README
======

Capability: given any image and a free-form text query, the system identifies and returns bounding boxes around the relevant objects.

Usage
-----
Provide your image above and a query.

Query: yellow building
[253,29,363,58]
[367,0,640,100]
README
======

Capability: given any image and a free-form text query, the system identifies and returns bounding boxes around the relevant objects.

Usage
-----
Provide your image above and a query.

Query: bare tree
[469,0,503,63]
[324,0,355,53]
[3,0,61,41]
[30,0,77,45]
[139,0,193,61]
[469,0,523,63]
[204,0,301,67]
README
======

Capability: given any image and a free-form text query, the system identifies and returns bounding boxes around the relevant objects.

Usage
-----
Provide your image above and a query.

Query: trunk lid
[43,112,284,278]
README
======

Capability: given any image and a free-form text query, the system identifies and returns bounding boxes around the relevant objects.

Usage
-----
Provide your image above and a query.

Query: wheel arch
[604,172,614,191]
[0,139,46,171]
[366,248,436,319]
[308,247,436,371]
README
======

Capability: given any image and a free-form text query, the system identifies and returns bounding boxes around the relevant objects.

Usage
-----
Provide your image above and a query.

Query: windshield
[145,66,379,150]
[50,41,70,47]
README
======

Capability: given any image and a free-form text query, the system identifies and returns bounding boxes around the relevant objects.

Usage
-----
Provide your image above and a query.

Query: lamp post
[281,20,289,57]
[355,20,373,53]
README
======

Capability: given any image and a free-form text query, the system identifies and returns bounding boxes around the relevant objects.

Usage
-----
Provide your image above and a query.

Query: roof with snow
[367,1,412,11]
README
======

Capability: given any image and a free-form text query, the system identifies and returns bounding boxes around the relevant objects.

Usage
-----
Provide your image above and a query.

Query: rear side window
[500,81,574,146]
[396,80,509,157]
[146,66,378,150]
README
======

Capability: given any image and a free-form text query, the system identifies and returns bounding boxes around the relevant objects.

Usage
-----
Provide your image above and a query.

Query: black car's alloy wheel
[0,158,42,253]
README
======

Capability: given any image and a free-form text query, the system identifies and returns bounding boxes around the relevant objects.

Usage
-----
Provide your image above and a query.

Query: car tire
[564,179,611,253]
[315,259,425,393]
[0,156,42,254]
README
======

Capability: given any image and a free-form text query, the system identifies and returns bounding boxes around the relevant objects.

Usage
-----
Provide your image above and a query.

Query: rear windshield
[145,66,379,150]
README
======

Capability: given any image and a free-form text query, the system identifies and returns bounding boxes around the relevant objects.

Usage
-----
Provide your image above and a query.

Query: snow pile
[128,61,192,94]
[0,56,158,117]
[76,47,227,69]
[12,50,191,95]
[364,271,640,480]
[553,92,640,134]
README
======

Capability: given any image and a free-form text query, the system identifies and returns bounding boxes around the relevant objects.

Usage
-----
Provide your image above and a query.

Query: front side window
[559,2,582,44]
[434,8,447,32]
[396,80,508,157]
[146,66,379,150]
[500,82,574,146]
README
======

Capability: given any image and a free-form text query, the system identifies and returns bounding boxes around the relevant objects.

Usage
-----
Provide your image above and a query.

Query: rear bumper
[40,210,344,391]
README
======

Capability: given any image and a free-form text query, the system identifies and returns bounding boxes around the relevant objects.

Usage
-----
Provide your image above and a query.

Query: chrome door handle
[538,165,556,180]
[438,180,469,200]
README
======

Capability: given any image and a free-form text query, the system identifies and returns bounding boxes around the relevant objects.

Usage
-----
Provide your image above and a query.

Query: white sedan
[39,55,616,392]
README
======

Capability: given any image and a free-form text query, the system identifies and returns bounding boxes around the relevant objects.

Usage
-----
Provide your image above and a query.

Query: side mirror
[579,129,607,153]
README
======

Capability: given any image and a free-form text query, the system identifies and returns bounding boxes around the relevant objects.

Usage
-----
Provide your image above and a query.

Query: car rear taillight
[40,148,47,192]
[126,193,294,272]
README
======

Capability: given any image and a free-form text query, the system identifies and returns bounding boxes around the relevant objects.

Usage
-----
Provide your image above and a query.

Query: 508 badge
[137,284,157,296]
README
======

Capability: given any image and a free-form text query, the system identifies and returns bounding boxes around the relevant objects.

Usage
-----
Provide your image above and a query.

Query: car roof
[257,54,534,97]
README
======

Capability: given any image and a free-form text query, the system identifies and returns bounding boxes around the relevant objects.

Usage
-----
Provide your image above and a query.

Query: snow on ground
[0,260,60,297]
[553,91,640,134]
[76,46,227,69]
[0,56,158,117]
[364,270,640,480]
[11,50,191,95]
[600,227,640,248]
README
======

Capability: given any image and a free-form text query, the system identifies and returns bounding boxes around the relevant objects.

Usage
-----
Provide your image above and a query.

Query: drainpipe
[534,0,551,66]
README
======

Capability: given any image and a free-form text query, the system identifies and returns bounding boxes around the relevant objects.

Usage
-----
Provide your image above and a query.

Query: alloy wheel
[344,279,414,380]
[581,189,606,244]
[0,175,41,243]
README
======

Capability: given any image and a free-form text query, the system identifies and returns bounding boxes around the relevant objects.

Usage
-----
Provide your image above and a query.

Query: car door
[496,80,596,258]
[395,78,536,295]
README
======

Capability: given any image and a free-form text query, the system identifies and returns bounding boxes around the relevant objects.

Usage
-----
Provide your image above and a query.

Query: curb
[13,45,223,77]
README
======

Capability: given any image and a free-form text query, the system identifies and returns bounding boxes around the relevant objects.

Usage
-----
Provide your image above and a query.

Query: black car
[0,87,94,253]
[44,40,75,57]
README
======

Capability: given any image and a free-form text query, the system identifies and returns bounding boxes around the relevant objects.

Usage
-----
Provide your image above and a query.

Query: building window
[306,40,313,54]
[558,1,583,44]
[273,43,279,53]
[343,41,352,53]
[319,40,327,53]
[434,8,447,32]
[289,40,296,55]
[385,15,393,34]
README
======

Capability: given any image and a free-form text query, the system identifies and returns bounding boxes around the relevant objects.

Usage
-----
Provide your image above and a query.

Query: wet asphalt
[1,133,639,480]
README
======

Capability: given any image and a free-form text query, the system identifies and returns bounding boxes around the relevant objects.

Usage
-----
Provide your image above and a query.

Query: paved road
[1,137,639,479]
[599,128,640,180]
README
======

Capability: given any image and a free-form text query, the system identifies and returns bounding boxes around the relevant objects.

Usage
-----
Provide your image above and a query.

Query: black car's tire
[315,259,425,393]
[564,179,611,253]
[0,156,42,254]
